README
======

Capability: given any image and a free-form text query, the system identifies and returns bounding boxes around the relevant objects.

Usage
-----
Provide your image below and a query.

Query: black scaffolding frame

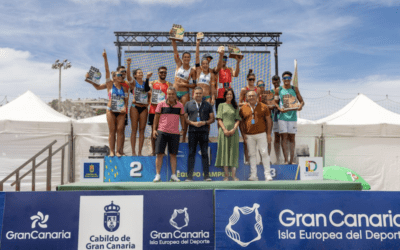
[114,31,282,75]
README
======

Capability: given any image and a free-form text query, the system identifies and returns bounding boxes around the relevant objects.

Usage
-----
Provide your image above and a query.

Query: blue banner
[1,190,213,250]
[104,156,168,182]
[171,143,298,181]
[215,190,400,249]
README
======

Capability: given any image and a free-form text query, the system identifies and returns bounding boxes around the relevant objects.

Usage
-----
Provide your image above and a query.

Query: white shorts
[278,120,297,134]
[272,121,279,133]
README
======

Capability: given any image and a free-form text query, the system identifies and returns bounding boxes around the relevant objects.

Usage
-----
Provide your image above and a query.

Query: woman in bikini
[87,50,128,157]
[127,66,152,156]
[194,38,216,105]
[171,39,197,142]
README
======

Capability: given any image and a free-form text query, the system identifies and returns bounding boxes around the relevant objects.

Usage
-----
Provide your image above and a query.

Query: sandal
[233,177,240,181]
[223,177,229,181]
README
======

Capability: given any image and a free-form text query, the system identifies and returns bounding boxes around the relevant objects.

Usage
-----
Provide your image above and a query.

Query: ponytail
[247,69,255,79]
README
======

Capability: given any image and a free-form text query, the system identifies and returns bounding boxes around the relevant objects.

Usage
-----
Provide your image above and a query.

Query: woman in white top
[194,38,216,105]
[171,39,197,142]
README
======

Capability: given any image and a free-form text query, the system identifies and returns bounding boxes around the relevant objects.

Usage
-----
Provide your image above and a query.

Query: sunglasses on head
[282,76,292,80]
[248,78,255,81]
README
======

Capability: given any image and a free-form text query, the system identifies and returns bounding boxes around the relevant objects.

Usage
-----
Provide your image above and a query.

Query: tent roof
[75,114,106,123]
[317,94,400,125]
[0,91,73,123]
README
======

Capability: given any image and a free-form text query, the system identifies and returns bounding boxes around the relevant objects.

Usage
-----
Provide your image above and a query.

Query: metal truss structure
[114,32,282,75]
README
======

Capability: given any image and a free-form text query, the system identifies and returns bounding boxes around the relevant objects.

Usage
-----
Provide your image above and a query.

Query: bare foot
[116,152,122,157]
[132,152,137,156]
[149,152,156,156]
[109,152,115,157]
[284,161,288,165]
[138,153,143,156]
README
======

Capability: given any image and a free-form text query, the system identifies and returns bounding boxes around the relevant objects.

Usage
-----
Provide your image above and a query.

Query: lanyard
[196,101,202,116]
[250,103,257,118]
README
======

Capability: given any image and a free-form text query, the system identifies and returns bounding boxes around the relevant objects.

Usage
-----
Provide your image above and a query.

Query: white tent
[0,91,73,191]
[316,94,400,191]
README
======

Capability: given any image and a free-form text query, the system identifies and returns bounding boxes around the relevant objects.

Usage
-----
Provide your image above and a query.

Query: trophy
[282,94,301,111]
[217,45,225,54]
[228,45,243,59]
[261,90,276,108]
[169,24,185,41]
[86,66,101,85]
[196,32,204,40]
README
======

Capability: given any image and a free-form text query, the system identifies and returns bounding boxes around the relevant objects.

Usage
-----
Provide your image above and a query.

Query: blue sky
[0,0,400,106]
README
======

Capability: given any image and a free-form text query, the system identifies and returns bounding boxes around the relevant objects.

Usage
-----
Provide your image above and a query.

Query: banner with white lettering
[1,190,214,250]
[215,190,400,249]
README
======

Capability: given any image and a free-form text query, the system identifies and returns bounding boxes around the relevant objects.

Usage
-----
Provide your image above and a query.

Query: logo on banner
[347,172,359,181]
[90,164,95,173]
[305,161,317,172]
[225,203,263,247]
[5,212,71,240]
[104,201,120,232]
[150,207,211,246]
[169,207,189,230]
[78,196,143,250]
[31,212,49,229]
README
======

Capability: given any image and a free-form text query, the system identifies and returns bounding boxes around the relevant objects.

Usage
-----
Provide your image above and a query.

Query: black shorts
[148,113,155,126]
[155,131,180,155]
[215,98,225,115]
[125,114,128,126]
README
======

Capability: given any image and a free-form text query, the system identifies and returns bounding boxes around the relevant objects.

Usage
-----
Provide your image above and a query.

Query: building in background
[48,98,107,119]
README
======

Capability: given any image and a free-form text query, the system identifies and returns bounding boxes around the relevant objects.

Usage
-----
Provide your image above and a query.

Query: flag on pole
[293,59,298,88]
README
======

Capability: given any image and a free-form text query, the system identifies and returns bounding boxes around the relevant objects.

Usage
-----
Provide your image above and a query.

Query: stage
[57,179,362,191]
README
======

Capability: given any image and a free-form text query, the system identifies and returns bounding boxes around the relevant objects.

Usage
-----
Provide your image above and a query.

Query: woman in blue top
[87,50,128,157]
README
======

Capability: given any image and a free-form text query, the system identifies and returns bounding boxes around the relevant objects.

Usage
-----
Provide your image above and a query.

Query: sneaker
[248,176,259,181]
[170,174,181,182]
[205,177,212,181]
[185,178,193,182]
[153,174,161,182]
[265,175,273,181]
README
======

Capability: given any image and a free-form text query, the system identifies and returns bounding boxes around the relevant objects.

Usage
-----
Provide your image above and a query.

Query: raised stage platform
[57,180,362,191]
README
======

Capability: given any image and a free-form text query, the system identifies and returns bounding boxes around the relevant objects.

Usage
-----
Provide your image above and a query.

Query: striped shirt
[155,100,184,134]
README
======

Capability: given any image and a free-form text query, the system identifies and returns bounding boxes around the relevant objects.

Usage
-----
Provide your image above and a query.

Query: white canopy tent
[316,94,400,191]
[0,91,73,191]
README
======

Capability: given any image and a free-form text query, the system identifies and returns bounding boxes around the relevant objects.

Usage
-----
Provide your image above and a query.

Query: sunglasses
[258,84,265,87]
[116,74,123,77]
[223,58,228,61]
[282,76,292,80]
[248,78,255,81]
[159,71,167,74]
[120,70,126,73]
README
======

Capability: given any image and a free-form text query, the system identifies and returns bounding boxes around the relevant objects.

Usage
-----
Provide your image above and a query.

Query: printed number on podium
[130,162,143,177]
[270,168,276,178]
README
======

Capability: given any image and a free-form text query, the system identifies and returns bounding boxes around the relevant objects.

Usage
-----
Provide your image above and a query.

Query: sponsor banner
[299,157,323,180]
[80,158,104,182]
[1,190,213,250]
[172,143,297,181]
[78,195,143,250]
[0,192,6,237]
[144,190,214,249]
[104,156,168,182]
[1,192,79,250]
[215,190,400,249]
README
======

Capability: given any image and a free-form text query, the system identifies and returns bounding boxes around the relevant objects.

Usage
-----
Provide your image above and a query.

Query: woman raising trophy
[170,25,197,142]
[87,50,128,157]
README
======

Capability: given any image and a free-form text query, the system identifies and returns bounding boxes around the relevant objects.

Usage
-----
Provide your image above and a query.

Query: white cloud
[0,48,88,102]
